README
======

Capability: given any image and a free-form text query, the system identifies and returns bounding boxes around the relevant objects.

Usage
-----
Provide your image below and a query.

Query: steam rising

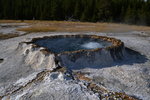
[81,42,103,49]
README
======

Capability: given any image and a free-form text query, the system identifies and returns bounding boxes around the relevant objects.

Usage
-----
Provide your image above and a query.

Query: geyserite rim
[23,35,124,55]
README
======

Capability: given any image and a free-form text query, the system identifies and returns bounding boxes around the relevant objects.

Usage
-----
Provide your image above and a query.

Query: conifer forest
[0,0,150,25]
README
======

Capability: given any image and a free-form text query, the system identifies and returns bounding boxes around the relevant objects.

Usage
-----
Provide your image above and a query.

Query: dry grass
[17,21,150,33]
[0,33,19,40]
[18,26,58,32]
[0,20,40,23]
[1,20,150,33]
[0,20,24,23]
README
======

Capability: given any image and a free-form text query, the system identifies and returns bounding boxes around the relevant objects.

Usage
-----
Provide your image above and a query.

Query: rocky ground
[0,23,29,35]
[0,22,150,100]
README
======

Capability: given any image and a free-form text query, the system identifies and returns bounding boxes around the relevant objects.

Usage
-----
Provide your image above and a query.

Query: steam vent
[18,35,124,70]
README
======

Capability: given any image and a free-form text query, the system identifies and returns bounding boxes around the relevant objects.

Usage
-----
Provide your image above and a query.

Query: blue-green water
[34,37,112,53]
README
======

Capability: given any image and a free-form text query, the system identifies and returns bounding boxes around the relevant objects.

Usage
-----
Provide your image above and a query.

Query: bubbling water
[81,42,103,49]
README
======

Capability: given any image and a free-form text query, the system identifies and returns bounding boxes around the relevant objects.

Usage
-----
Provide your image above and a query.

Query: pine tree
[74,1,82,20]
[0,0,150,26]
[96,0,113,22]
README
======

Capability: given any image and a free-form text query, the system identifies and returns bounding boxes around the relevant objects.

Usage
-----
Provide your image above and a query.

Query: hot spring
[33,37,112,53]
[19,35,124,70]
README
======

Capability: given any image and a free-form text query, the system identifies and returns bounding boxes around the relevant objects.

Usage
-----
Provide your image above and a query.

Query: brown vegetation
[18,21,150,33]
[1,20,150,33]
[0,33,19,40]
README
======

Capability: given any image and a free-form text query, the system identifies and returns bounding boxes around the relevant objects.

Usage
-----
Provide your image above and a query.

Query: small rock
[0,58,4,63]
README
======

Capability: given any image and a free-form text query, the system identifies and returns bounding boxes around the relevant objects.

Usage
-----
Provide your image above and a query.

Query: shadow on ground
[67,47,148,70]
